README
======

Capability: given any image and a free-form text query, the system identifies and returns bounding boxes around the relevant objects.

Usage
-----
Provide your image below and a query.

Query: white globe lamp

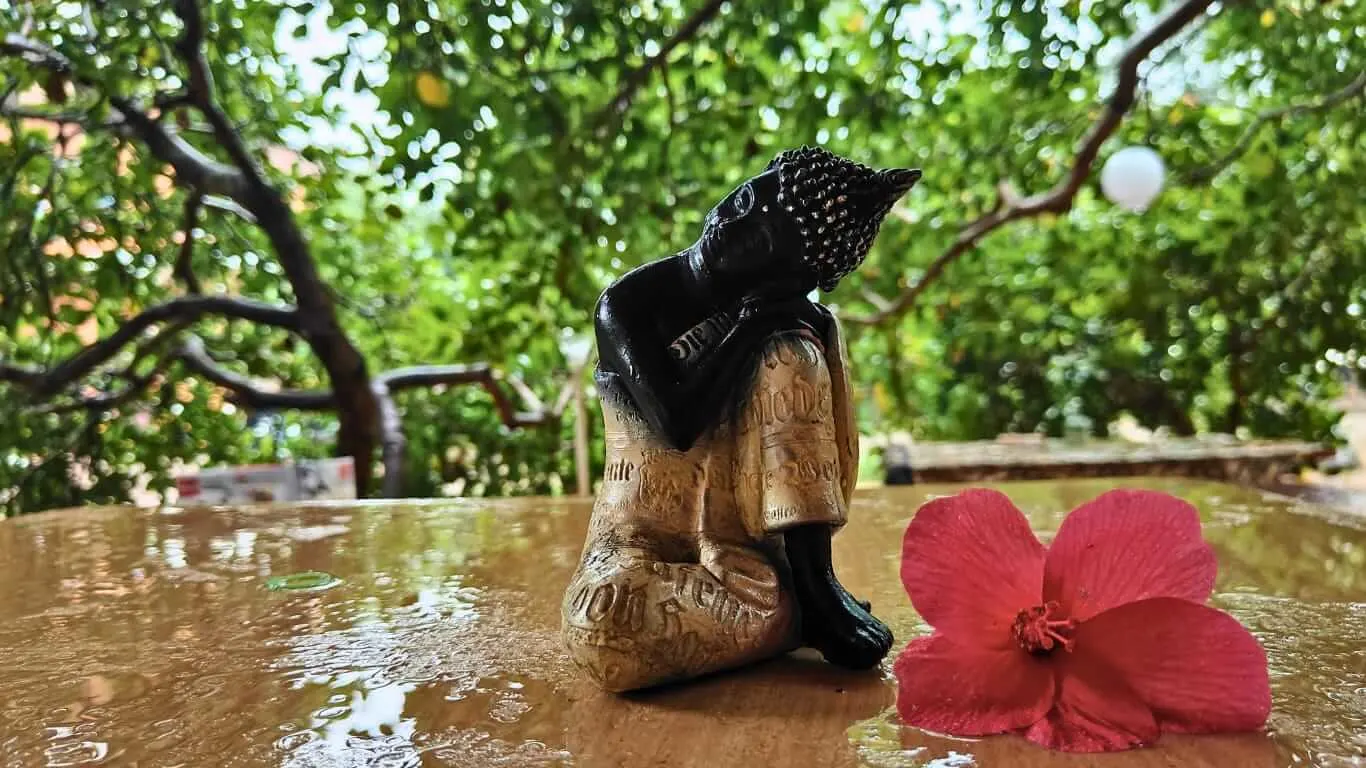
[1099,146,1165,213]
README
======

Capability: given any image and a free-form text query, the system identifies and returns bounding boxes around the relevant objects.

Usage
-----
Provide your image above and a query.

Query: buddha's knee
[561,622,666,692]
[593,663,655,694]
[563,564,653,634]
[562,557,797,691]
[569,647,661,692]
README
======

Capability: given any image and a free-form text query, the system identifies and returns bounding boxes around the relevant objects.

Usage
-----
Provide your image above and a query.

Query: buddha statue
[562,146,921,692]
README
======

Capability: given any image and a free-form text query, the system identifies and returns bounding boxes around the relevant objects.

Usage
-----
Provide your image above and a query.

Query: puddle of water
[0,481,1361,766]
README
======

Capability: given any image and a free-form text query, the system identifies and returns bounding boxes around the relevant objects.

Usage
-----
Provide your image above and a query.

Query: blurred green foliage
[1,0,1362,514]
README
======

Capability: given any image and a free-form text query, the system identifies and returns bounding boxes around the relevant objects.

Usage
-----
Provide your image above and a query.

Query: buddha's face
[696,169,811,297]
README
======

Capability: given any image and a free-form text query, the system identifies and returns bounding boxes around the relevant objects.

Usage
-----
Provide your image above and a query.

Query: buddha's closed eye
[708,182,756,227]
[730,183,755,217]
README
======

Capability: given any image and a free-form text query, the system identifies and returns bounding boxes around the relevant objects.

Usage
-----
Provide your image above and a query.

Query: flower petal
[1076,597,1272,735]
[1043,489,1216,622]
[1024,645,1158,753]
[901,488,1046,643]
[893,632,1055,737]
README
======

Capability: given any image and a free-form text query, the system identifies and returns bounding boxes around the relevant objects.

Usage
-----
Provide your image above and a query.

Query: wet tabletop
[1,479,1363,767]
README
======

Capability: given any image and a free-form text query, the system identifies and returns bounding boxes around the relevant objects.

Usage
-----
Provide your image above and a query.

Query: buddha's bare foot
[801,586,894,670]
[844,587,872,613]
[783,524,894,669]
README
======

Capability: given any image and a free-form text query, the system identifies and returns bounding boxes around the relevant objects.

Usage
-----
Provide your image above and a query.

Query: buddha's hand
[735,293,827,347]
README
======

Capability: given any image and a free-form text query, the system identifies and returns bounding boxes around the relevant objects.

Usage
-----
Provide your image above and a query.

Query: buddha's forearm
[652,319,804,450]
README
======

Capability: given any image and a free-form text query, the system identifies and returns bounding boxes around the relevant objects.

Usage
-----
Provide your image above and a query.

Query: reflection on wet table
[0,479,1362,767]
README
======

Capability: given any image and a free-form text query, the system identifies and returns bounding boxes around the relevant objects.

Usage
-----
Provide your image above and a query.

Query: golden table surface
[1,479,1362,767]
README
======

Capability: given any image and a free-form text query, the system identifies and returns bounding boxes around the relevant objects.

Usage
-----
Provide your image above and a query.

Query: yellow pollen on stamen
[1011,600,1078,655]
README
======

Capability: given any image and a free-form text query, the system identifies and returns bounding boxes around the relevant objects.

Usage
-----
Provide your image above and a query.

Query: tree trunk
[335,384,380,496]
[374,382,407,498]
[883,328,913,422]
[246,186,381,495]
[1226,330,1246,434]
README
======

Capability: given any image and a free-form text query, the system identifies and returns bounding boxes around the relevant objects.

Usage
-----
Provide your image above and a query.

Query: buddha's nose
[879,168,922,195]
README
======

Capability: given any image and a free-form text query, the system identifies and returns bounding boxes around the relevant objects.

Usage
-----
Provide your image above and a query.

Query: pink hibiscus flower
[894,488,1271,753]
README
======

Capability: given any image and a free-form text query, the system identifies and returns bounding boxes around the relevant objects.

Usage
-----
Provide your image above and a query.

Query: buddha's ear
[876,168,922,197]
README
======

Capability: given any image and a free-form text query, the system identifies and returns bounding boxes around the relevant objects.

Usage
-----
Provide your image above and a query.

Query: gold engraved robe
[562,321,859,692]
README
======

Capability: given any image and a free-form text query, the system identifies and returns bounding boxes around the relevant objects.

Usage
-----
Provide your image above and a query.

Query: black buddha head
[694,146,921,296]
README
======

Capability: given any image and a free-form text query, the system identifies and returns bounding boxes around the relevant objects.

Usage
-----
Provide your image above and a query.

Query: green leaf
[265,571,343,592]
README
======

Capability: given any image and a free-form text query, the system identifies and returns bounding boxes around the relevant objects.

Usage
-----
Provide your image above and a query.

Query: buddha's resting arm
[594,286,819,453]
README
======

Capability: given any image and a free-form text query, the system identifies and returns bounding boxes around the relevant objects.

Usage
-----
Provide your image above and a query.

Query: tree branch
[861,287,893,313]
[153,90,195,117]
[170,351,580,498]
[200,194,256,223]
[34,363,168,416]
[176,193,204,294]
[1,33,75,74]
[0,34,248,199]
[0,105,119,128]
[3,296,299,397]
[172,0,267,186]
[1188,70,1366,182]
[108,97,249,199]
[56,335,574,497]
[370,364,574,496]
[163,354,575,428]
[659,58,677,181]
[845,0,1216,326]
[376,364,570,427]
[593,0,726,129]
[172,335,333,410]
[0,362,43,387]
[19,314,186,414]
